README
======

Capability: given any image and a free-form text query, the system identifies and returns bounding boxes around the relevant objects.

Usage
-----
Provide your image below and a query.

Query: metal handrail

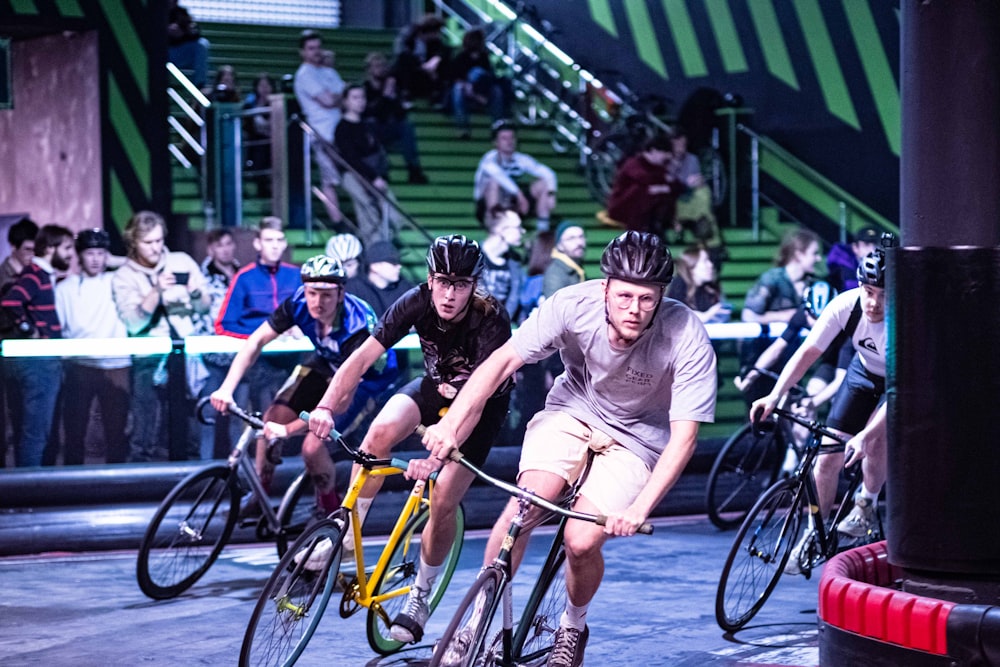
[167,63,211,221]
[738,123,899,242]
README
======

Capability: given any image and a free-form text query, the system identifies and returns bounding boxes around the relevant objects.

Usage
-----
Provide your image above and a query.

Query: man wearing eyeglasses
[423,231,717,667]
[307,234,514,645]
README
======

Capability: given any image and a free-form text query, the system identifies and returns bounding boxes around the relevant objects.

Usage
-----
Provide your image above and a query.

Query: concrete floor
[0,515,821,667]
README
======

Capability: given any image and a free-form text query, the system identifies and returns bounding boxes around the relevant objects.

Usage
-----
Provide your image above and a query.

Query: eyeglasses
[608,290,660,312]
[432,275,475,292]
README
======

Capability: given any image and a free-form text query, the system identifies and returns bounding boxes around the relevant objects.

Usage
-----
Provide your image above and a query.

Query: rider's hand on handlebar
[749,394,779,427]
[308,406,335,440]
[421,423,458,461]
[263,421,288,440]
[404,456,442,481]
[603,506,649,537]
[209,389,233,414]
[843,433,868,468]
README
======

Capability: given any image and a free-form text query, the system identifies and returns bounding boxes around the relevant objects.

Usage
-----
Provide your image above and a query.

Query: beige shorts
[312,143,341,187]
[519,410,651,515]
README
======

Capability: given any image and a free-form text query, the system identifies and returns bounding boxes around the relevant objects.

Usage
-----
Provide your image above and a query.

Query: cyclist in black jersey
[307,234,514,645]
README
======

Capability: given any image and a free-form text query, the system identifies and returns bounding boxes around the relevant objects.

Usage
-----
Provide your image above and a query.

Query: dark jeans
[62,363,130,464]
[6,357,61,467]
[129,356,198,462]
[451,68,508,131]
[371,117,422,168]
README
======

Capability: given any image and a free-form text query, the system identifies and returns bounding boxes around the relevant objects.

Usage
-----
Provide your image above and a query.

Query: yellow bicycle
[240,422,464,666]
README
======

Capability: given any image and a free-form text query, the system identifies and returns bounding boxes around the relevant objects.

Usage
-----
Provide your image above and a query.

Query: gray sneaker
[838,496,876,538]
[547,625,588,667]
[389,586,430,643]
[784,530,813,576]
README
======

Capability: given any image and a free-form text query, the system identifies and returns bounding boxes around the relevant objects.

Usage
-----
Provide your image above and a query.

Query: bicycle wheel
[715,478,803,632]
[136,464,239,599]
[367,504,465,655]
[429,567,505,667]
[584,133,628,202]
[705,423,783,530]
[512,538,566,664]
[240,517,345,667]
[275,471,317,556]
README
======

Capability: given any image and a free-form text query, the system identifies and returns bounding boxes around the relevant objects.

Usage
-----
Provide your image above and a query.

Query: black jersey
[372,284,513,395]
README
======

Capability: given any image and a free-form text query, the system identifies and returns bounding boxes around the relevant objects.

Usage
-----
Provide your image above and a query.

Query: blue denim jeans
[452,68,507,131]
[7,357,61,467]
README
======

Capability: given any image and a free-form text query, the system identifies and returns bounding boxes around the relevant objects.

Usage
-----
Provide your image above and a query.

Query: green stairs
[173,22,799,440]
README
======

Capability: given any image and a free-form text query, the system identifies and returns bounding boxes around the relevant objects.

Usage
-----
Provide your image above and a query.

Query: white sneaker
[781,447,799,475]
[837,497,876,538]
[293,537,335,573]
[389,586,430,643]
[784,530,813,576]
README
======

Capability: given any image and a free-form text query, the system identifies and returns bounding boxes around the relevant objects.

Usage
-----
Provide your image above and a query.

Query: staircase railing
[166,63,212,221]
[739,123,898,242]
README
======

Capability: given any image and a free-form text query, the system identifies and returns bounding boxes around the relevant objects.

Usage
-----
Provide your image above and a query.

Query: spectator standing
[605,133,680,236]
[167,0,210,88]
[542,221,586,298]
[111,211,211,462]
[344,241,415,319]
[363,52,429,185]
[1,225,75,467]
[294,30,346,225]
[208,64,241,103]
[325,232,363,279]
[451,27,508,139]
[244,73,276,198]
[474,120,557,231]
[741,228,821,324]
[215,217,301,418]
[667,245,731,324]
[479,205,525,319]
[335,84,404,247]
[54,229,131,465]
[826,226,879,293]
[0,217,38,290]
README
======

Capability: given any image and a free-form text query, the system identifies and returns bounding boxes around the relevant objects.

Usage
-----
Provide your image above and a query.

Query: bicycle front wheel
[512,540,566,664]
[367,504,465,655]
[275,471,317,556]
[429,567,505,667]
[136,464,238,599]
[240,518,344,667]
[706,423,783,530]
[715,478,802,632]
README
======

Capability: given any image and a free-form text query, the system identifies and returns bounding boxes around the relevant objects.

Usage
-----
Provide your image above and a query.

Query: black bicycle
[705,371,809,530]
[715,406,882,632]
[429,448,652,667]
[136,399,314,599]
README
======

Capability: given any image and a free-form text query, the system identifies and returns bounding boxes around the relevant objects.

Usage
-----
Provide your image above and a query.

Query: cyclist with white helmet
[423,231,717,667]
[210,255,398,516]
[325,232,363,279]
[307,235,513,644]
[751,248,889,571]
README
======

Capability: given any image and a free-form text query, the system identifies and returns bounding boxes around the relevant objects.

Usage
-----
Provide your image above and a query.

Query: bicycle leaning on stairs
[714,406,883,632]
[136,398,315,600]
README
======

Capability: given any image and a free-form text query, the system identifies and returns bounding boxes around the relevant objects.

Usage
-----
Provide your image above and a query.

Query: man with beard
[1,224,76,466]
[306,235,512,645]
[112,211,211,461]
[423,231,717,667]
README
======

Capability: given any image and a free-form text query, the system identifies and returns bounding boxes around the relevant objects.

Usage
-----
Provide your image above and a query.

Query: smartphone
[173,272,190,285]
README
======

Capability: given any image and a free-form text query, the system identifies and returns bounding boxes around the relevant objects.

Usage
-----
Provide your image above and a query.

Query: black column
[891,1,1000,599]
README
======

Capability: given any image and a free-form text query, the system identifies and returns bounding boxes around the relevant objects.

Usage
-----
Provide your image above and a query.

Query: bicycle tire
[715,478,803,632]
[275,471,316,557]
[429,567,505,667]
[705,423,783,530]
[136,464,239,599]
[512,537,566,664]
[366,503,466,655]
[240,517,345,667]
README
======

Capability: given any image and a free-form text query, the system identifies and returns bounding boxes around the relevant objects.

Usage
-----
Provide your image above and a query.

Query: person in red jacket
[605,133,680,237]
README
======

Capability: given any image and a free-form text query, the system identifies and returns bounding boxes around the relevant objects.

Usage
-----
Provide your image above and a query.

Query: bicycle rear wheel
[716,478,802,632]
[136,464,239,599]
[366,503,465,655]
[429,567,505,667]
[240,517,344,667]
[275,471,317,556]
[705,423,783,530]
[512,537,566,664]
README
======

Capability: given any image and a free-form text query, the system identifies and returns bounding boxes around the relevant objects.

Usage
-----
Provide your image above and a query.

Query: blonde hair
[123,210,166,259]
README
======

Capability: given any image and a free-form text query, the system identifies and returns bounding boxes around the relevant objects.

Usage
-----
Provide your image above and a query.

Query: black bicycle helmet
[803,280,837,319]
[426,235,484,278]
[300,255,347,286]
[599,231,673,286]
[856,248,886,288]
[75,228,111,252]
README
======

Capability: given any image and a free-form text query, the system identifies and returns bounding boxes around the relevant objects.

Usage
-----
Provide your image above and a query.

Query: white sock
[413,556,442,597]
[859,484,879,505]
[343,496,374,551]
[560,602,588,631]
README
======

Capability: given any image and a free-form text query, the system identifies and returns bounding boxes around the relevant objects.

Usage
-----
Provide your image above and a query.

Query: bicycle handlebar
[770,406,848,446]
[297,411,409,471]
[196,396,264,429]
[415,426,653,535]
